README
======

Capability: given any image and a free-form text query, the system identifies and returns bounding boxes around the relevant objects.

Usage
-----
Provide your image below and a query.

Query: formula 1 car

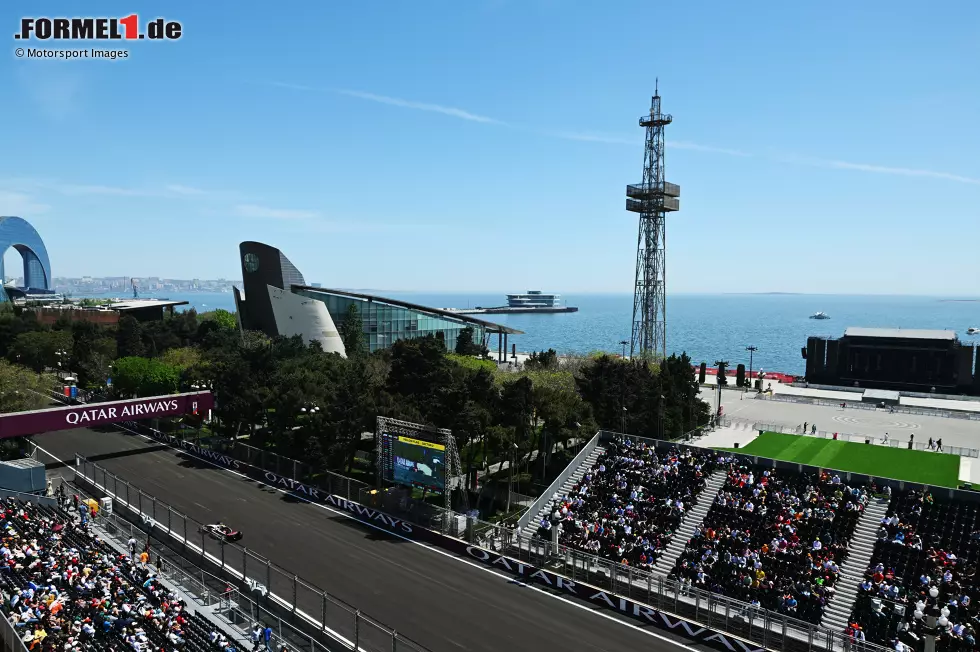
[200,523,243,543]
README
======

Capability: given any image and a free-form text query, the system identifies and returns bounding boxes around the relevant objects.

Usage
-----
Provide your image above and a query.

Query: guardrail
[73,456,431,652]
[85,499,334,652]
[721,415,980,458]
[759,392,980,421]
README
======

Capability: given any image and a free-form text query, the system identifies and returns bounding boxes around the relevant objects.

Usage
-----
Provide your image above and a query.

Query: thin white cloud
[0,191,50,216]
[550,132,634,145]
[165,184,208,196]
[234,204,320,220]
[59,184,148,197]
[819,159,980,185]
[333,89,503,124]
[669,140,751,157]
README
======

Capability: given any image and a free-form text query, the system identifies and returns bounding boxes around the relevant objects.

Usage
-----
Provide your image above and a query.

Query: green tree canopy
[111,356,181,397]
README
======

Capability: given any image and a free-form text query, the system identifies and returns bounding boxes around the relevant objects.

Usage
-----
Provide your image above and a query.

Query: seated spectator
[0,495,238,652]
[545,439,721,569]
[670,465,868,625]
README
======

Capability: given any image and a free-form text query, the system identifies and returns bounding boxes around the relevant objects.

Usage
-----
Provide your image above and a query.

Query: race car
[200,523,243,543]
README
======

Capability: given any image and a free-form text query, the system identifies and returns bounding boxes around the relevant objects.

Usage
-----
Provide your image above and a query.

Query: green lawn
[719,432,962,488]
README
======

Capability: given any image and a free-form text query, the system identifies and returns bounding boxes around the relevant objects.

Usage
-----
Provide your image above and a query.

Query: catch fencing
[758,392,980,421]
[64,484,327,652]
[721,415,980,458]
[73,456,431,652]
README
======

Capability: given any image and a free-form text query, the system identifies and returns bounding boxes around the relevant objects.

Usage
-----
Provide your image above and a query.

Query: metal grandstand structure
[375,416,466,512]
[626,80,680,361]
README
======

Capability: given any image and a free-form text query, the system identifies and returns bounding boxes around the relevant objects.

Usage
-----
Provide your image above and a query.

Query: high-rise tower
[626,82,680,360]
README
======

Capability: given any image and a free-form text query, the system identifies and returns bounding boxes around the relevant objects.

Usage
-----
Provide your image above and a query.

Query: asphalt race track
[36,427,708,652]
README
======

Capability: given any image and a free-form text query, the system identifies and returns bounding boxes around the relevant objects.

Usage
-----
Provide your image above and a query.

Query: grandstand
[847,488,980,648]
[523,430,980,651]
[0,494,243,652]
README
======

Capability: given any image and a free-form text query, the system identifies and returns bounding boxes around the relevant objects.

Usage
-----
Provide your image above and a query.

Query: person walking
[156,555,164,575]
[804,421,808,434]
[811,423,817,435]
[250,625,262,652]
[263,625,273,652]
[908,433,914,450]
[128,536,137,559]
[928,437,934,451]
[937,438,944,452]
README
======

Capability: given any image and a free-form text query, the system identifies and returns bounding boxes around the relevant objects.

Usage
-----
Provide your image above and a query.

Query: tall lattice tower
[626,82,680,360]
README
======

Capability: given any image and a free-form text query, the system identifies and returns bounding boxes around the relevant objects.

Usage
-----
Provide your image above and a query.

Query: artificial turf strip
[719,431,961,488]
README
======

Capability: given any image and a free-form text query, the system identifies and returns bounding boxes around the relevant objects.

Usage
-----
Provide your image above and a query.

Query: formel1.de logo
[15,15,182,41]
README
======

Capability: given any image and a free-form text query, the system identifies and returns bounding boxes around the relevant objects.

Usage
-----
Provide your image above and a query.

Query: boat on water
[809,312,831,320]
[444,290,578,315]
[968,327,980,335]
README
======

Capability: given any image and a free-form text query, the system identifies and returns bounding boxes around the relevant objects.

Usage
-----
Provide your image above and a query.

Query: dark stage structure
[804,327,980,395]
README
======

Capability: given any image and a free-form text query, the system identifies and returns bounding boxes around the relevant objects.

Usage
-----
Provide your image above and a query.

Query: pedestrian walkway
[820,497,891,633]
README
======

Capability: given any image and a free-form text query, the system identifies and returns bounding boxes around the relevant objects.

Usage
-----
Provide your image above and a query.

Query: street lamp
[619,340,628,359]
[621,407,628,435]
[713,359,729,419]
[746,346,757,392]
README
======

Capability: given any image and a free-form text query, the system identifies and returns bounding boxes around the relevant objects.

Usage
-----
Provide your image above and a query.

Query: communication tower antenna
[626,80,680,360]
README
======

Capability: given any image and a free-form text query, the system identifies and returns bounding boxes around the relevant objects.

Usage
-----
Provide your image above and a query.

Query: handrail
[516,432,600,532]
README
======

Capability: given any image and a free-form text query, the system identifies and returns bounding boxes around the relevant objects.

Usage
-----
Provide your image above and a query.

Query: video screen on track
[381,434,446,491]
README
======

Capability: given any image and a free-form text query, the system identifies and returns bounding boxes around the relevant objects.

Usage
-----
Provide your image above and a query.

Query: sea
[81,292,980,376]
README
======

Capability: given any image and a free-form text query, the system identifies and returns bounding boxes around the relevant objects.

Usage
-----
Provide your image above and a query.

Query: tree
[524,349,558,371]
[454,327,482,356]
[8,330,73,374]
[200,309,238,331]
[111,357,181,397]
[116,315,145,358]
[339,304,366,359]
[0,360,55,413]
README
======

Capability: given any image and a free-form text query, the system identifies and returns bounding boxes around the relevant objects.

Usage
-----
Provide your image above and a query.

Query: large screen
[380,434,446,491]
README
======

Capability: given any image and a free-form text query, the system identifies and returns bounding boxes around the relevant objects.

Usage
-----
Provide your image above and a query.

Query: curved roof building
[0,216,52,302]
[234,241,522,357]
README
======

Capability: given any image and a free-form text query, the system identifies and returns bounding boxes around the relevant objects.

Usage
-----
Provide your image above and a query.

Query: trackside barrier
[71,431,872,652]
[759,392,980,422]
[72,456,430,652]
[723,415,980,458]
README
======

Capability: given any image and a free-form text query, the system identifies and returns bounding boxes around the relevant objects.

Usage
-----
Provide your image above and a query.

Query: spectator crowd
[0,494,243,652]
[539,438,722,570]
[851,489,980,651]
[670,464,868,625]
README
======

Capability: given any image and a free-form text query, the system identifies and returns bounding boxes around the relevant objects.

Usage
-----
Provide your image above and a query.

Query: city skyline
[2,1,978,295]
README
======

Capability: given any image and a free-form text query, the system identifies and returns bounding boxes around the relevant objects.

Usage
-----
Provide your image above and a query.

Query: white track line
[36,435,702,652]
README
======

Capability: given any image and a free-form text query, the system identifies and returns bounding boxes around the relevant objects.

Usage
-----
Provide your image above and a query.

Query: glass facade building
[294,287,519,353]
[0,216,53,302]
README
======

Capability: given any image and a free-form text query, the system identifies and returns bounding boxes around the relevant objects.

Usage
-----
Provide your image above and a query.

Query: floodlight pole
[746,346,757,392]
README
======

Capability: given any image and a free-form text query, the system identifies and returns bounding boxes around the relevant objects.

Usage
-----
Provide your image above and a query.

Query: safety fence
[59,481,324,652]
[73,456,431,652]
[758,392,980,421]
[721,416,980,458]
[359,481,890,652]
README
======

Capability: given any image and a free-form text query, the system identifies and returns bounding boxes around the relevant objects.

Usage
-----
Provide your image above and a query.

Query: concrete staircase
[520,445,606,541]
[651,469,728,575]
[821,498,890,633]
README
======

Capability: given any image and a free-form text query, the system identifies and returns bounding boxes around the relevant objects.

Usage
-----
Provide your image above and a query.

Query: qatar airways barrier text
[0,392,213,439]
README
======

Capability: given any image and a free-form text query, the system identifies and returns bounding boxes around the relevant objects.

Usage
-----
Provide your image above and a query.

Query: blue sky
[2,1,978,295]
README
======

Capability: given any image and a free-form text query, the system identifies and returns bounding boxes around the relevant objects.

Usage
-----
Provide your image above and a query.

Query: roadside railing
[721,416,980,458]
[73,456,431,652]
[758,392,980,421]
